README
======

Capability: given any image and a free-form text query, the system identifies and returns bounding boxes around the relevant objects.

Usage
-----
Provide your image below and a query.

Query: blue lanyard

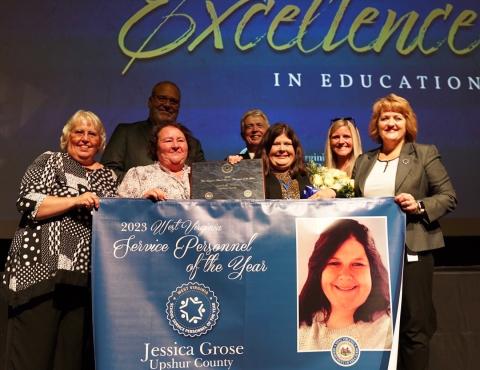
[280,178,291,192]
[279,178,292,199]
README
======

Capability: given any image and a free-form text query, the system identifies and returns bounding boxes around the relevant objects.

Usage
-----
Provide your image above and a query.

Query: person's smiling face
[268,133,295,172]
[243,115,268,150]
[148,83,180,123]
[377,111,406,146]
[321,236,372,320]
[156,125,188,172]
[330,125,353,160]
[66,118,101,166]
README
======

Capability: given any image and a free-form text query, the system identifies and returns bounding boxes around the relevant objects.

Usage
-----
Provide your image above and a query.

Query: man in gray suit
[101,81,204,180]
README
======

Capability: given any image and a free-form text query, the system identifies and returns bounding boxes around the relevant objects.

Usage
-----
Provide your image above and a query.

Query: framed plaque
[191,159,265,199]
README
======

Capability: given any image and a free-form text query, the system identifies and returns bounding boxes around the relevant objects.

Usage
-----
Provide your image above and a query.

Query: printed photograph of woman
[297,218,393,351]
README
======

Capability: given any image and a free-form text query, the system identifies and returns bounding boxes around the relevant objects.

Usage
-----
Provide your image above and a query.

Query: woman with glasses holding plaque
[324,117,363,178]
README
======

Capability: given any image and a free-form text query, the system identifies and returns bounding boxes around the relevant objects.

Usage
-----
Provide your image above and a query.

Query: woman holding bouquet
[302,118,361,198]
[352,93,456,370]
[324,117,363,177]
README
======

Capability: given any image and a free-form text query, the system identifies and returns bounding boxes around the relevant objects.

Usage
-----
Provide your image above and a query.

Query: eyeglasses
[151,94,180,107]
[330,117,356,126]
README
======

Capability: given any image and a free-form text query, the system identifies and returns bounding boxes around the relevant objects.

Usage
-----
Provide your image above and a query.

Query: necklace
[378,143,402,161]
[377,154,399,173]
[274,172,298,199]
[279,178,292,193]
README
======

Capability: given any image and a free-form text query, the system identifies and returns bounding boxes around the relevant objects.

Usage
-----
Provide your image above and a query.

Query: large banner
[92,197,405,369]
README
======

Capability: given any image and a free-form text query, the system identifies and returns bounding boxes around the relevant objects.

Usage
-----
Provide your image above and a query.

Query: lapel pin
[402,159,409,165]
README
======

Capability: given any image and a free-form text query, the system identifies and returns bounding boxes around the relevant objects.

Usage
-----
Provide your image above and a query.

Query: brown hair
[259,123,306,177]
[368,93,417,144]
[148,121,192,161]
[299,219,390,326]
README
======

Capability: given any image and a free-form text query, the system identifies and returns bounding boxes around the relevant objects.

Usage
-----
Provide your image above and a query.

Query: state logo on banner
[331,336,361,366]
[166,282,220,337]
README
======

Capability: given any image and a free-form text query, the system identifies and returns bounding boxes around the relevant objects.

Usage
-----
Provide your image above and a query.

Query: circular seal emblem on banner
[243,190,252,198]
[166,282,219,337]
[204,192,213,200]
[331,336,360,366]
[221,163,233,174]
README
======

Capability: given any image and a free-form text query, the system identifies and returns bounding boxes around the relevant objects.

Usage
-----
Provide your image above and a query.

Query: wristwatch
[416,200,426,215]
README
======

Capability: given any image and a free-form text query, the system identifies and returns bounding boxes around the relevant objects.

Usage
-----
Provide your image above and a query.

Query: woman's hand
[394,193,418,214]
[142,188,167,201]
[309,188,336,200]
[35,192,100,220]
[227,155,243,165]
[75,192,100,210]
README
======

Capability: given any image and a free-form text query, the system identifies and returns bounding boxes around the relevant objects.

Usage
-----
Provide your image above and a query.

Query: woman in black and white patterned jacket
[2,110,117,370]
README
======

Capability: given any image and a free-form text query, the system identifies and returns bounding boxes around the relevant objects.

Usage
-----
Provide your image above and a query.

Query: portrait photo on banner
[296,217,393,352]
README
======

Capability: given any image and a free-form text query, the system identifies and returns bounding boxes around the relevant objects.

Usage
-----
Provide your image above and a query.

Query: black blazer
[265,172,311,199]
[224,151,257,161]
[352,142,457,252]
[101,119,205,181]
[240,151,254,160]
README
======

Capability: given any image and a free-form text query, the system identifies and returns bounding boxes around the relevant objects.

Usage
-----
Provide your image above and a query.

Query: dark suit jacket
[352,142,457,252]
[265,172,311,199]
[101,119,205,181]
[224,150,256,161]
[240,151,254,160]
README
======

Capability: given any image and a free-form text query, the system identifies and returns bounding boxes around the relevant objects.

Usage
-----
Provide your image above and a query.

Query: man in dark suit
[101,81,204,180]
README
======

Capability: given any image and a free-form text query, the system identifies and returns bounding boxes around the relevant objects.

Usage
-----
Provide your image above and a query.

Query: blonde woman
[2,110,117,370]
[324,117,362,177]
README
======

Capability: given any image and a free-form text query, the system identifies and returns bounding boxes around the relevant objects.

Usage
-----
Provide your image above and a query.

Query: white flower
[306,161,354,198]
[323,172,336,188]
[312,174,323,187]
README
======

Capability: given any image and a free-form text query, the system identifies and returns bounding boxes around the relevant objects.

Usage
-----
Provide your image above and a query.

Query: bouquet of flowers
[304,161,355,198]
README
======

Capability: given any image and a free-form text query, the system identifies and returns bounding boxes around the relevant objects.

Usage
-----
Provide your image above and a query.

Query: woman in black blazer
[352,93,457,370]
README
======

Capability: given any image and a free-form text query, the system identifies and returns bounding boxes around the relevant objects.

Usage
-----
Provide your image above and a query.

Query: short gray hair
[240,109,269,139]
[60,110,106,152]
